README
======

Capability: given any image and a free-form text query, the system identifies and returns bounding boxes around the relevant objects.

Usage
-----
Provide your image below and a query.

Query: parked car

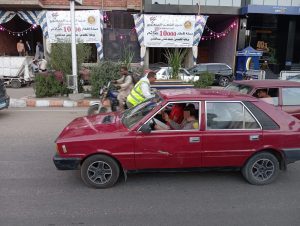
[53,88,300,188]
[287,74,300,82]
[155,67,195,82]
[188,63,234,87]
[0,79,9,110]
[225,80,300,120]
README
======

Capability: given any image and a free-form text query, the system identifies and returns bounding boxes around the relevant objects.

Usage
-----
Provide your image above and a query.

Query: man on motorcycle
[126,71,157,108]
[113,66,134,111]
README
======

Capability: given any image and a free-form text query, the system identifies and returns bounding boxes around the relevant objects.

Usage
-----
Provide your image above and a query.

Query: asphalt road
[1,108,300,226]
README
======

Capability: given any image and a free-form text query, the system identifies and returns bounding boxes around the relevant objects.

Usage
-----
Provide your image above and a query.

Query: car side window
[145,101,200,131]
[206,102,260,130]
[253,88,279,106]
[207,65,217,71]
[282,88,300,106]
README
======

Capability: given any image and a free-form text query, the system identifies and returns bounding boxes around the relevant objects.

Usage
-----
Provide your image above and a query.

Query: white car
[155,67,198,82]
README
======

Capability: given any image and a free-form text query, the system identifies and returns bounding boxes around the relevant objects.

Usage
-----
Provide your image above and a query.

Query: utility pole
[70,0,82,93]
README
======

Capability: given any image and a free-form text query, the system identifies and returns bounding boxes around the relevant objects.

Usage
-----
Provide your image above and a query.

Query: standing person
[35,42,40,59]
[17,40,25,56]
[126,71,157,108]
[113,66,134,111]
[38,42,44,59]
[25,41,32,55]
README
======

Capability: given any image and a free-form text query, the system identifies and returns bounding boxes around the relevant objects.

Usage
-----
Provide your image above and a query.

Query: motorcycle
[87,81,120,116]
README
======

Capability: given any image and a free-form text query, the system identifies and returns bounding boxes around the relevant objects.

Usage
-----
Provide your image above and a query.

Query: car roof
[159,88,256,101]
[232,79,300,87]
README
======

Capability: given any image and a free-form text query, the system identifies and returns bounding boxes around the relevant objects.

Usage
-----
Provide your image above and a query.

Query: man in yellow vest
[126,71,157,108]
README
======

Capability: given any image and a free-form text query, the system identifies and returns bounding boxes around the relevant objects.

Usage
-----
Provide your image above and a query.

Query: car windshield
[225,83,252,94]
[121,97,163,128]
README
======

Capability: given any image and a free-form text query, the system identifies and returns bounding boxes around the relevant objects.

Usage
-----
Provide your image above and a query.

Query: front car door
[202,101,263,167]
[134,101,203,169]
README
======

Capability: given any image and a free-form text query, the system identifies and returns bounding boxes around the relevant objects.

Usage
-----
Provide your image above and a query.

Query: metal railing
[151,0,242,7]
[249,0,300,6]
[280,71,300,80]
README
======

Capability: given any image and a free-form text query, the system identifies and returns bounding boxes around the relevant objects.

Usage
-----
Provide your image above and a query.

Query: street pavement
[1,108,300,226]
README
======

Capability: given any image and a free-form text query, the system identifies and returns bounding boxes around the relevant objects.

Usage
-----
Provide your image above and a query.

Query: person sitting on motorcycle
[126,71,157,108]
[113,66,134,111]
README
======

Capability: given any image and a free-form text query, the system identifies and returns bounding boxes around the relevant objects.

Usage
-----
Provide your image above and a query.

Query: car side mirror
[140,124,152,134]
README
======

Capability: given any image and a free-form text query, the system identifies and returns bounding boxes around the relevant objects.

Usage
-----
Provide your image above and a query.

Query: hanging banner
[46,10,101,43]
[144,15,196,47]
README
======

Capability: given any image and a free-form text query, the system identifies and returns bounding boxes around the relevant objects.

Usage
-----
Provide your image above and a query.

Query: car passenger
[257,89,273,104]
[155,104,198,130]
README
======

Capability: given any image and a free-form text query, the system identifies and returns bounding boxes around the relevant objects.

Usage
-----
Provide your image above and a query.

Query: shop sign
[47,10,101,44]
[256,41,269,52]
[144,15,195,47]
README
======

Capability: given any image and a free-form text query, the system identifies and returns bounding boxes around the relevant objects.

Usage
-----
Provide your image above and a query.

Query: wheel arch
[80,152,125,175]
[244,148,286,170]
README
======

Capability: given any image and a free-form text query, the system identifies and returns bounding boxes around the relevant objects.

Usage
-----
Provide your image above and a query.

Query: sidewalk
[7,86,98,108]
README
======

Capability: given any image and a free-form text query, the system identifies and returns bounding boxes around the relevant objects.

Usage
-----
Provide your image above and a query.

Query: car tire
[87,104,99,116]
[11,79,22,88]
[81,155,120,188]
[242,152,280,185]
[218,76,230,87]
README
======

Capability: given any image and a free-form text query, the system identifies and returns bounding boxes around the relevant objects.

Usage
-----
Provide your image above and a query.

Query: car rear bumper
[53,153,81,170]
[0,96,9,110]
[283,148,300,164]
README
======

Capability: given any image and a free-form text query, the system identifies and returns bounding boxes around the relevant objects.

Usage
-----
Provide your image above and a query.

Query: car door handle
[189,137,200,143]
[249,135,260,141]
[158,150,171,156]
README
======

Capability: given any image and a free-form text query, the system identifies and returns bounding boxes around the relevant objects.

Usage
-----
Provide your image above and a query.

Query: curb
[9,98,98,108]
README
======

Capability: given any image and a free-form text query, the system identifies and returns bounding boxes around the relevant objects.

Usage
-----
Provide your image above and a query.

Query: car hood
[56,112,126,142]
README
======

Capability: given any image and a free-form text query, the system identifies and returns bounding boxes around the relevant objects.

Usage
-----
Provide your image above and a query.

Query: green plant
[268,47,277,64]
[193,72,214,88]
[164,48,188,79]
[122,47,135,70]
[90,61,121,97]
[34,73,69,98]
[50,43,92,75]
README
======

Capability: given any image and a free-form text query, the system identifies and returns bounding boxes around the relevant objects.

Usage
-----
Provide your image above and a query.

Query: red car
[225,80,300,120]
[53,89,300,188]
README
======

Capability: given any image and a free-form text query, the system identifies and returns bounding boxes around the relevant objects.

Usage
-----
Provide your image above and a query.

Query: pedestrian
[126,71,157,108]
[25,41,32,56]
[113,66,134,111]
[17,40,25,56]
[35,41,44,59]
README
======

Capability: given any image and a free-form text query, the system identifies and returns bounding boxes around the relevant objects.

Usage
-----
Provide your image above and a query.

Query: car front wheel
[242,152,280,185]
[218,76,230,87]
[81,155,120,188]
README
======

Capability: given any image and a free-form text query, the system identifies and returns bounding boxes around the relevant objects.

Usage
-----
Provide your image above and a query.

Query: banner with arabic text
[144,15,196,47]
[47,10,101,43]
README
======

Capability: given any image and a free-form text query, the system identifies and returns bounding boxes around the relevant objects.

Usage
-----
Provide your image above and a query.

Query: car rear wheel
[218,76,230,87]
[81,155,120,188]
[242,152,279,185]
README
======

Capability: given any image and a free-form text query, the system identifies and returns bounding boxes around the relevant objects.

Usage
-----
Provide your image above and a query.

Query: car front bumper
[0,96,9,110]
[53,153,81,170]
[283,148,300,164]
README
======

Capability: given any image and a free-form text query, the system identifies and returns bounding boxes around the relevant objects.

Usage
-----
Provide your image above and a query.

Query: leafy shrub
[193,72,214,88]
[34,73,69,98]
[164,48,188,79]
[90,61,121,97]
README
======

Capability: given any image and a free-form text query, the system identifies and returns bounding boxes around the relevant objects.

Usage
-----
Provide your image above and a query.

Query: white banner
[144,15,195,47]
[47,10,101,43]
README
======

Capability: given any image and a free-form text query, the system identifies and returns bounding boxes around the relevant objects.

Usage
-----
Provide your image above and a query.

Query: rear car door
[202,101,263,167]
